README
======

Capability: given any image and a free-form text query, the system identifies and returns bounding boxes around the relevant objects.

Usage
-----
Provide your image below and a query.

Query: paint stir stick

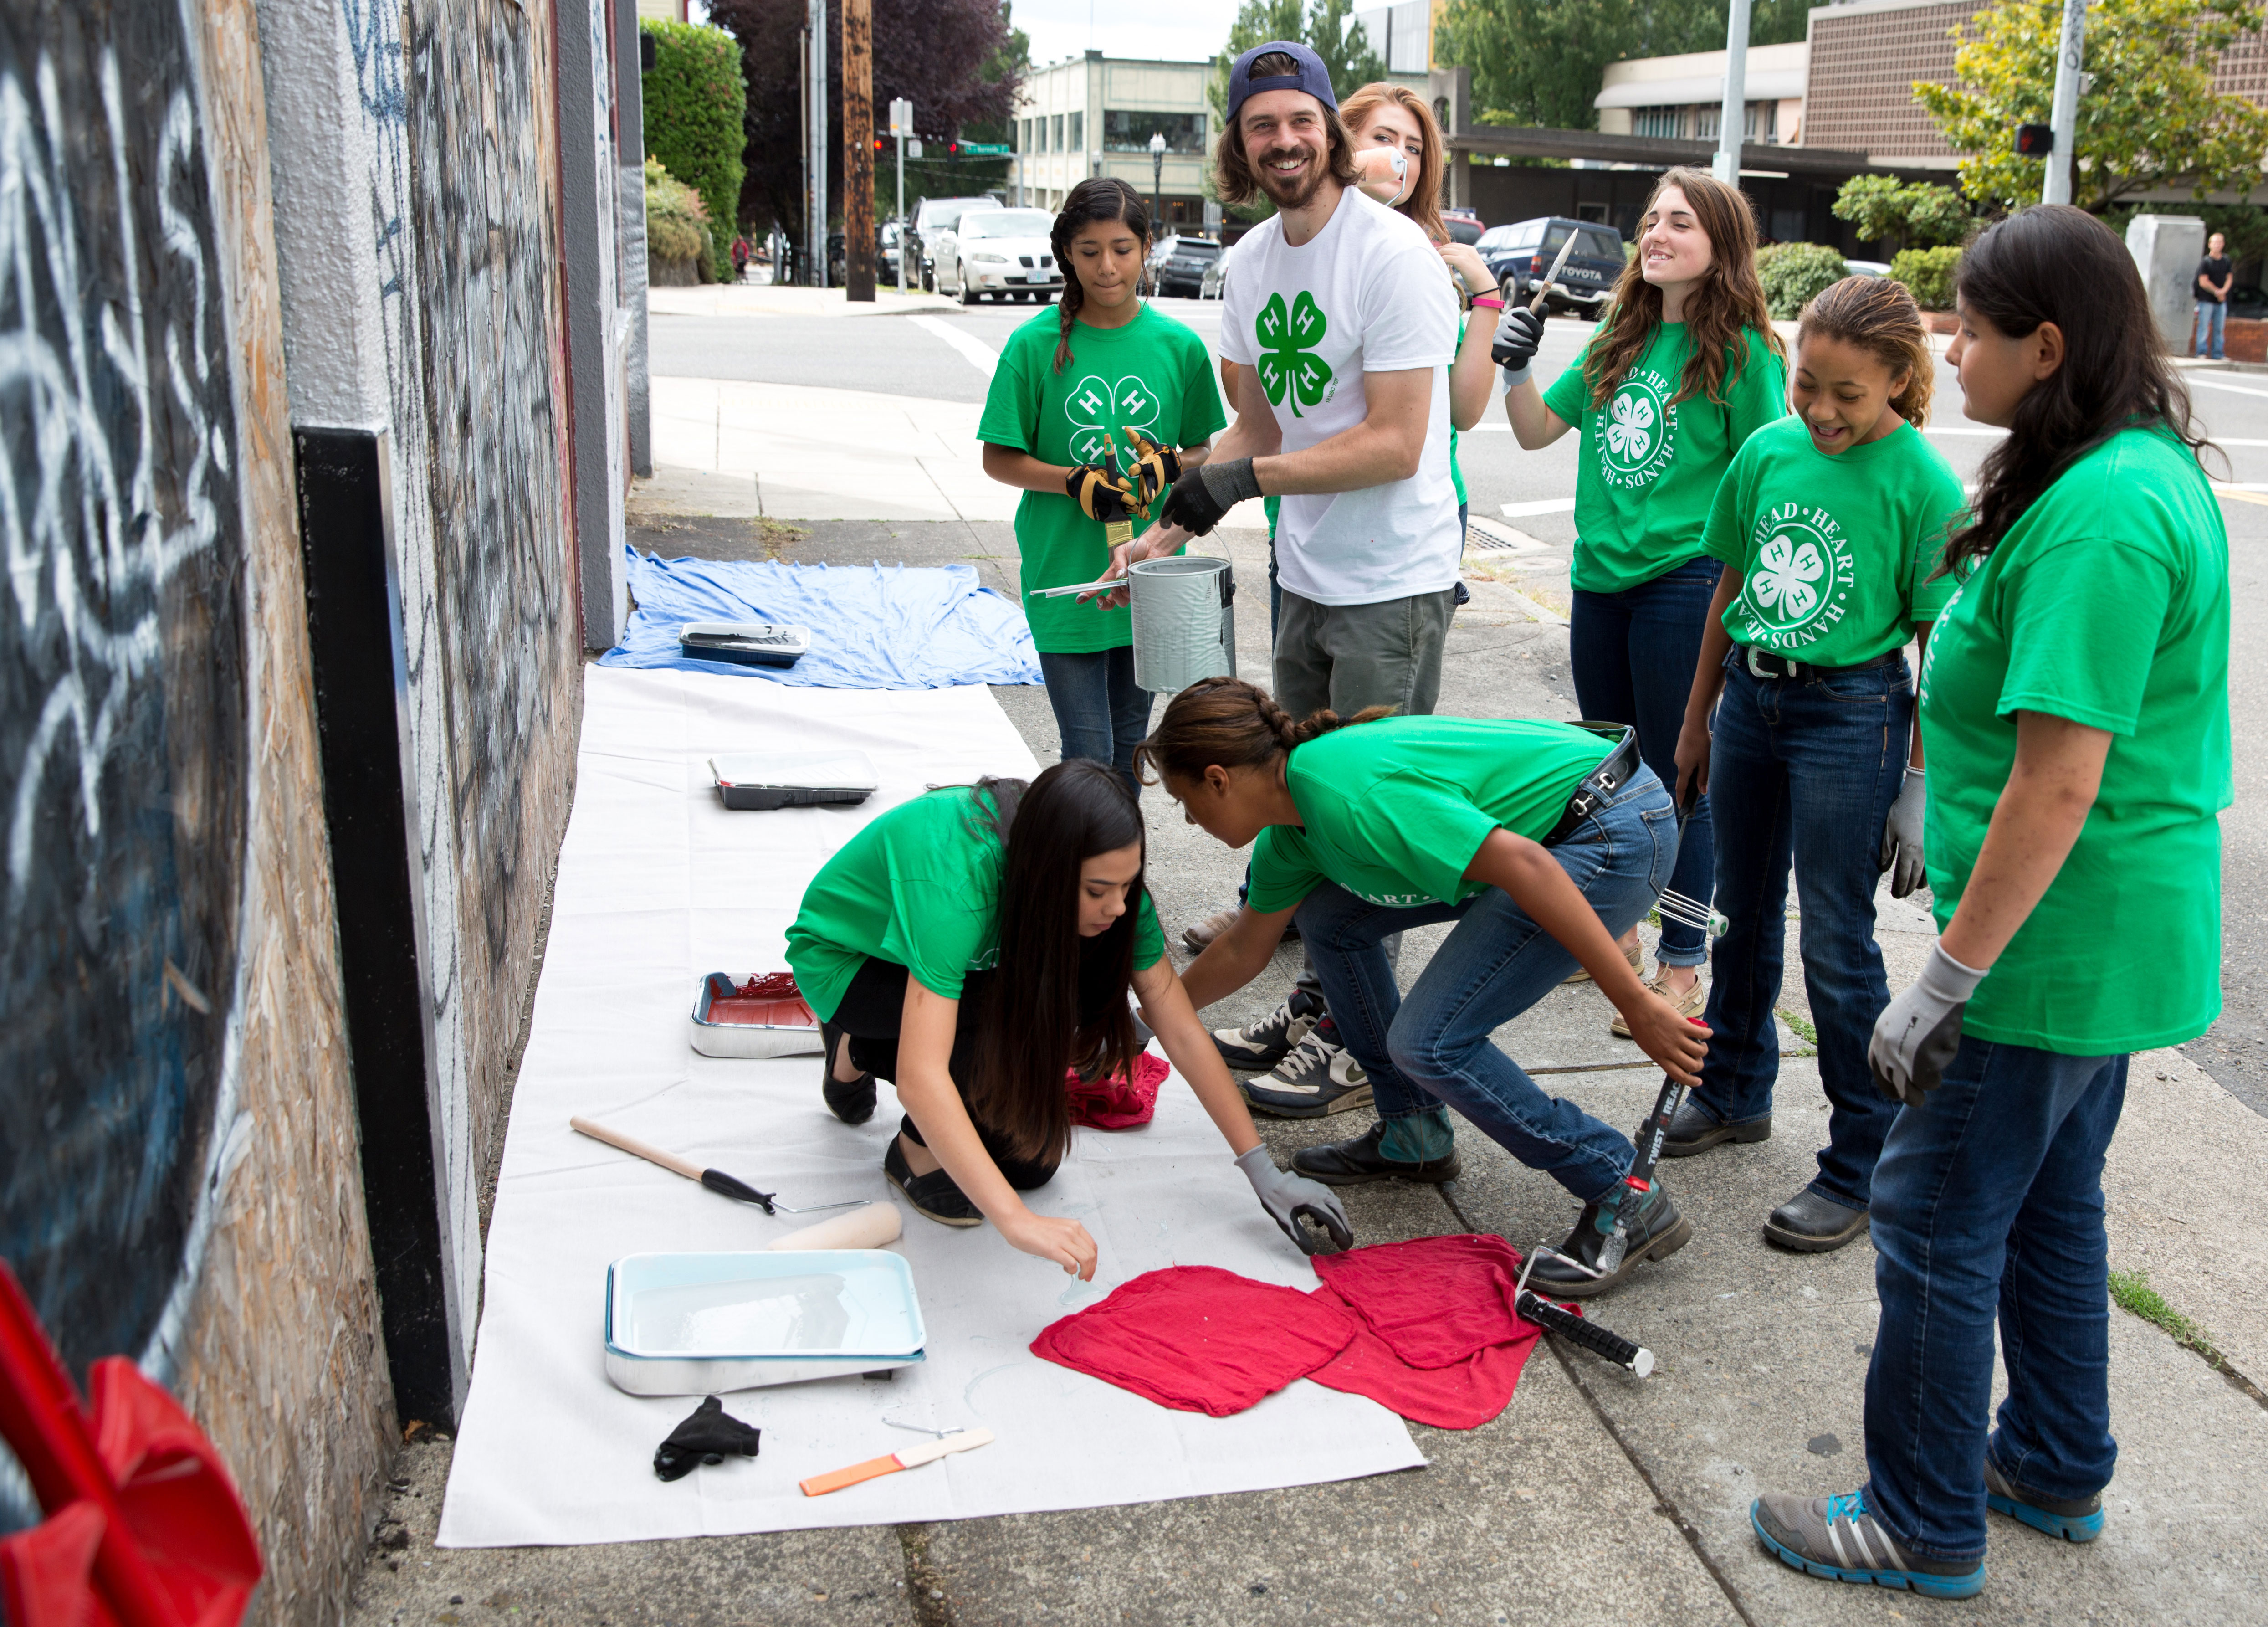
[800,1428,996,1497]
[569,1115,866,1216]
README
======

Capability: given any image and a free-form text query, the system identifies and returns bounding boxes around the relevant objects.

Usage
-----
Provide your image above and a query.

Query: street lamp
[1149,130,1166,235]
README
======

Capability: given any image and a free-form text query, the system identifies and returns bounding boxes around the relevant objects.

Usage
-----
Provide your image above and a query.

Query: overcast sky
[1012,0,1241,69]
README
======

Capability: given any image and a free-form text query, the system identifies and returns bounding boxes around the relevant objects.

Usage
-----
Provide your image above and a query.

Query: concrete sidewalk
[343,385,2268,1627]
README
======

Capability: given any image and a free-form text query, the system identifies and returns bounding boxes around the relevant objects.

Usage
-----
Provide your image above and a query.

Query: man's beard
[1254,144,1326,210]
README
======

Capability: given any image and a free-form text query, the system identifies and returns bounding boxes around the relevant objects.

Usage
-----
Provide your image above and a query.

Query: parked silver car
[910,194,1002,293]
[938,208,1062,304]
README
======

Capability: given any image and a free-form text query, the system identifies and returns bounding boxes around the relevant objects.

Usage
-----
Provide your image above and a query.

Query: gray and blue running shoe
[1986,1456,2104,1543]
[1751,1490,1986,1599]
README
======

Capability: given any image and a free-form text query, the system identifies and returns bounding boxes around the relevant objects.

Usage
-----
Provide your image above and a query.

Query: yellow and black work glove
[1065,461,1135,523]
[1121,431,1183,516]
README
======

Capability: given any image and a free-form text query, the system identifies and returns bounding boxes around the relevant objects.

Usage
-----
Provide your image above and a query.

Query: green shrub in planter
[1890,246,1962,311]
[644,156,710,272]
[642,21,745,282]
[1756,242,1848,320]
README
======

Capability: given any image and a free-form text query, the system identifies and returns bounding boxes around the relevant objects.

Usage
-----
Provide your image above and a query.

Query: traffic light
[2015,123,2053,156]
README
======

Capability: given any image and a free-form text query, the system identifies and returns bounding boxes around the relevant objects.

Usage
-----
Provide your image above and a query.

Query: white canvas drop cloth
[436,669,1424,1547]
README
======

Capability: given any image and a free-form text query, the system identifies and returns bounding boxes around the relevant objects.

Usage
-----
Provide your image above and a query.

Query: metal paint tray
[680,621,811,668]
[709,751,879,811]
[604,1250,927,1396]
[691,971,824,1059]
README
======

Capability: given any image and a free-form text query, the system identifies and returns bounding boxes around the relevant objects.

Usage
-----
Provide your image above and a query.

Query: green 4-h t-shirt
[1918,427,2230,1055]
[786,785,1167,1021]
[1246,717,1617,913]
[1701,416,1964,666]
[978,304,1225,654]
[1542,322,1786,594]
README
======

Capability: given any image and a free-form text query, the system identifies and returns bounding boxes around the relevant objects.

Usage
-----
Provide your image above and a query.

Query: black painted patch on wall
[0,0,246,1377]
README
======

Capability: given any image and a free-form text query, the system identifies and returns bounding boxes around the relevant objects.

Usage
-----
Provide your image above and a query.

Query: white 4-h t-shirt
[1220,187,1460,607]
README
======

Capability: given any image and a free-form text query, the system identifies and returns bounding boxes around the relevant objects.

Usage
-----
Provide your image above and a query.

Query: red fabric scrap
[1313,1233,1534,1368]
[1029,1265,1357,1417]
[1064,1051,1168,1130]
[1305,1283,1538,1430]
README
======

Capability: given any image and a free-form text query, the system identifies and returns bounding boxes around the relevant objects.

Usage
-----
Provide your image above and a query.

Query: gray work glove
[1157,457,1261,537]
[1868,941,1986,1108]
[1879,769,1928,899]
[1492,305,1547,386]
[1235,1145,1353,1255]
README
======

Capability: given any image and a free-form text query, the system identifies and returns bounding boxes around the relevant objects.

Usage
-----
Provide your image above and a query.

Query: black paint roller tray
[709,752,880,811]
[680,621,812,668]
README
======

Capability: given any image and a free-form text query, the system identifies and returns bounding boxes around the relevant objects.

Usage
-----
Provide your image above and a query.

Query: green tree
[1437,0,1811,132]
[642,20,747,280]
[1915,0,2268,212]
[1205,1,1388,221]
[1832,174,1974,251]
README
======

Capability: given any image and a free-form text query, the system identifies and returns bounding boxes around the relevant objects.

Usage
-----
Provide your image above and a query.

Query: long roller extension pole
[1517,1289,1654,1378]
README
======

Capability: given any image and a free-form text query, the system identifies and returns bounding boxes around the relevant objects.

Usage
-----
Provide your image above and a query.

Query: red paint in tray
[707,972,818,1030]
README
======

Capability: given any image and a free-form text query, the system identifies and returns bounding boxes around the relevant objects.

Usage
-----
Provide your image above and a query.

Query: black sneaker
[1524,1180,1693,1299]
[1292,1120,1460,1186]
[1661,1098,1771,1158]
[819,1022,877,1125]
[883,1135,982,1227]
[1211,987,1327,1071]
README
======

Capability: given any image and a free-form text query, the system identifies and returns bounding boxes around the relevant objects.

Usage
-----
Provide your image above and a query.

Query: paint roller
[570,1115,880,1227]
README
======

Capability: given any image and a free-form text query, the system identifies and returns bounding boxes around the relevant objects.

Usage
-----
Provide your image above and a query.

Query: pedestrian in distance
[2193,229,2232,360]
[978,178,1224,793]
[1667,276,1965,1253]
[1751,205,2230,1600]
[1143,677,1710,1299]
[1495,166,1788,1038]
[1095,41,1464,1126]
[787,760,1351,1276]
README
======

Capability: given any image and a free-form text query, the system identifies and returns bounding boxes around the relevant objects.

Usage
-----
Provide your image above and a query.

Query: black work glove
[1157,457,1261,537]
[1491,305,1547,381]
[654,1395,762,1482]
[1065,461,1135,522]
[1122,431,1183,516]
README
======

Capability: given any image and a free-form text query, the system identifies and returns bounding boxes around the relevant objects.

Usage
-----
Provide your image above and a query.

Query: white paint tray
[690,971,824,1058]
[604,1251,927,1396]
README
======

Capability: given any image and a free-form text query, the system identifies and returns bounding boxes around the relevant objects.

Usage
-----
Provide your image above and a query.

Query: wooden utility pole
[843,0,876,301]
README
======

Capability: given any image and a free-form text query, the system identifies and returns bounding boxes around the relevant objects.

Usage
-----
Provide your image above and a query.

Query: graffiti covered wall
[0,0,394,1609]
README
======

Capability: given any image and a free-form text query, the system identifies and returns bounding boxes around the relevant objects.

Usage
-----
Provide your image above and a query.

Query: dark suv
[1478,217,1624,315]
[1148,235,1221,298]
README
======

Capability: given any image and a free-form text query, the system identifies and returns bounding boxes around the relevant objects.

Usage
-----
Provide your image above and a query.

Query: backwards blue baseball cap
[1224,40,1337,127]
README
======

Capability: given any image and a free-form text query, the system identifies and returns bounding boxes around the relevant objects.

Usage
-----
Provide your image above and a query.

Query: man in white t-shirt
[1116,41,1460,1123]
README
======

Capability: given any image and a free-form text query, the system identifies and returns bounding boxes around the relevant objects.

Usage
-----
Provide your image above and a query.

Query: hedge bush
[642,21,745,282]
[1756,242,1848,320]
[643,156,710,266]
[1890,245,1962,311]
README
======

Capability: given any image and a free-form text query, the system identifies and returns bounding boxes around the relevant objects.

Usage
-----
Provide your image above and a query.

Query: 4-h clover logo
[1065,374,1162,464]
[1254,291,1334,416]
[1605,392,1654,463]
[1596,372,1674,486]
[1740,512,1849,636]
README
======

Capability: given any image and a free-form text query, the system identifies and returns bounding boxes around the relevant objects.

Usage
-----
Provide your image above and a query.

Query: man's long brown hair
[1338,82,1446,243]
[1213,53,1360,209]
[1582,166,1782,409]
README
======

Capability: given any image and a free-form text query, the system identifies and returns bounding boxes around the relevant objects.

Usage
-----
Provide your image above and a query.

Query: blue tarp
[598,550,1043,688]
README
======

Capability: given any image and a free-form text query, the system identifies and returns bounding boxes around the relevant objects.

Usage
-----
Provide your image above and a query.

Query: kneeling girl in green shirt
[1668,276,1966,1254]
[786,760,1347,1279]
[1143,677,1710,1299]
[978,178,1225,790]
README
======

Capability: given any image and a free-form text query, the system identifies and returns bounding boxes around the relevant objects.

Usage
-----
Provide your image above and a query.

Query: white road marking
[2186,374,2268,401]
[910,315,998,381]
[1500,498,1576,517]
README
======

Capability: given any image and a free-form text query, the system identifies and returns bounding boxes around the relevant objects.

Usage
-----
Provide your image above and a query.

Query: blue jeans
[1569,557,1720,966]
[1037,646,1150,793]
[1295,768,1680,1201]
[2196,299,2227,359]
[1692,660,1911,1206]
[1863,1038,2126,1561]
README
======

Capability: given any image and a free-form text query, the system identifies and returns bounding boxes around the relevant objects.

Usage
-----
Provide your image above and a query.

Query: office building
[1012,51,1213,227]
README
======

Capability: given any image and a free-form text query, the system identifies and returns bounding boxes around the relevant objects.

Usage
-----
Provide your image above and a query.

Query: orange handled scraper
[799,1427,996,1497]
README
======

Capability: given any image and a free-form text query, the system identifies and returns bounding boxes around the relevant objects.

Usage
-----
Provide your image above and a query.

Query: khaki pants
[1272,586,1455,724]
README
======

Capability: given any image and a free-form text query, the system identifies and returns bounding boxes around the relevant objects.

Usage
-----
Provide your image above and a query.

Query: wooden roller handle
[799,1453,902,1497]
[569,1116,705,1184]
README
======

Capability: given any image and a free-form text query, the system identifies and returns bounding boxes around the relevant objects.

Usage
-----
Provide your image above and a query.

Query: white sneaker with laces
[1243,1032,1372,1120]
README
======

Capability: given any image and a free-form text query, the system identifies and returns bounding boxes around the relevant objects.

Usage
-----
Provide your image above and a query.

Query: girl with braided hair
[1140,677,1711,1298]
[978,178,1224,790]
